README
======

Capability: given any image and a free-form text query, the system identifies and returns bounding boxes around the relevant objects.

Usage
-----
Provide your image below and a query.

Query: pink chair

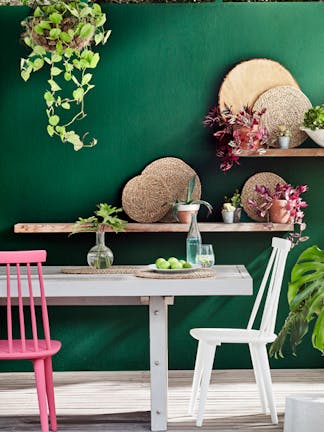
[0,250,61,432]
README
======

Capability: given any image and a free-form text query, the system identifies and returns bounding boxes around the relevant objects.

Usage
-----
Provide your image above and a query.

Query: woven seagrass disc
[253,86,312,148]
[142,157,201,222]
[122,174,173,223]
[241,172,286,222]
[218,58,299,113]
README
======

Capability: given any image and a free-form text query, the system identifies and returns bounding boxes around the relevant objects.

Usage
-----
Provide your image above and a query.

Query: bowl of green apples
[149,257,200,273]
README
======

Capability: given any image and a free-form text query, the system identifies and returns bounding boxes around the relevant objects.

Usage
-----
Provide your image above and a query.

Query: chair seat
[190,328,276,344]
[0,339,61,360]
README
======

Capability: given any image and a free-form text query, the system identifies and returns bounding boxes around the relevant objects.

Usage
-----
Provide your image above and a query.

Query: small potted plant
[168,176,213,224]
[277,125,292,149]
[224,189,242,222]
[71,203,127,269]
[221,202,236,224]
[204,105,269,172]
[301,105,324,147]
[20,0,111,150]
[248,183,309,247]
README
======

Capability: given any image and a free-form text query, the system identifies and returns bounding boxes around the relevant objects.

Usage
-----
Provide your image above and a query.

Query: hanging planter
[20,0,111,150]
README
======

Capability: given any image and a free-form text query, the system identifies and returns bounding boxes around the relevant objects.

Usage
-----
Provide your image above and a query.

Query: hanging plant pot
[20,0,111,151]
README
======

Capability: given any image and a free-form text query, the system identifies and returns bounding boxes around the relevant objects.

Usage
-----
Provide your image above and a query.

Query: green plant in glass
[303,105,324,131]
[270,245,324,358]
[71,203,127,269]
[20,0,111,150]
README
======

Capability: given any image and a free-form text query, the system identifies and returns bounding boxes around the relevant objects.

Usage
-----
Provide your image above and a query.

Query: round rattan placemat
[122,173,173,223]
[241,172,286,222]
[218,58,299,113]
[253,86,312,148]
[135,269,216,279]
[142,157,201,222]
[61,266,144,274]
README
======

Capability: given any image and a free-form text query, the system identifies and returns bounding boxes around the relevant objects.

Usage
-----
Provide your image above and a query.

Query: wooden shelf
[240,148,324,157]
[14,222,294,233]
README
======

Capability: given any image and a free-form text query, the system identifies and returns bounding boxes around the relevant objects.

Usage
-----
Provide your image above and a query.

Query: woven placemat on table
[135,269,216,279]
[253,85,312,148]
[61,266,144,274]
[241,172,286,222]
[122,173,173,223]
[142,157,201,222]
[218,58,299,113]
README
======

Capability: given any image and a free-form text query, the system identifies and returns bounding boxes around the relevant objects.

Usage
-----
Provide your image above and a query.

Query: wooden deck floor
[0,369,323,431]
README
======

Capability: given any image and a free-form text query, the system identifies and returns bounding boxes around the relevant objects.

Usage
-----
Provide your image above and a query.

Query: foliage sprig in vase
[20,0,111,151]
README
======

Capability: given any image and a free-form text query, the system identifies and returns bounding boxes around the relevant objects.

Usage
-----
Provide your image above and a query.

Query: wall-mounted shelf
[240,148,324,157]
[14,222,294,233]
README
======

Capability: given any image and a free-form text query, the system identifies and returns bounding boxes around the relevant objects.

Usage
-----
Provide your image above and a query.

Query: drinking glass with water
[197,244,215,268]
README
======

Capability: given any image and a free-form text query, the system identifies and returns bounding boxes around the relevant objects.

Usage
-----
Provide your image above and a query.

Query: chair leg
[44,357,58,432]
[257,344,278,424]
[33,359,49,432]
[188,340,205,415]
[196,342,217,427]
[249,343,268,414]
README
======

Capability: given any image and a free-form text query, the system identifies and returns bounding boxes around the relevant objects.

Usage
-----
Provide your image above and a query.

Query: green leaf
[48,79,61,92]
[24,36,32,47]
[93,3,102,14]
[80,6,92,18]
[72,87,84,102]
[61,102,71,110]
[49,28,61,40]
[34,25,44,35]
[65,63,73,72]
[89,53,100,69]
[33,58,44,71]
[38,20,51,30]
[96,15,106,27]
[79,23,94,39]
[64,48,74,59]
[68,29,75,38]
[49,12,62,25]
[47,125,55,137]
[49,115,60,126]
[94,33,103,45]
[82,73,92,85]
[64,72,72,81]
[21,69,31,82]
[56,41,64,56]
[51,66,62,76]
[44,91,55,102]
[33,45,46,56]
[65,132,83,151]
[51,53,62,63]
[34,6,42,18]
[60,32,72,43]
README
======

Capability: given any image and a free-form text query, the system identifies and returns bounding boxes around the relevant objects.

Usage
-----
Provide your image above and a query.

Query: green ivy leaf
[61,102,71,110]
[34,25,44,35]
[44,91,55,102]
[39,20,51,30]
[52,53,62,63]
[96,15,106,27]
[65,131,83,151]
[89,53,100,69]
[24,36,32,47]
[82,73,92,85]
[51,66,62,76]
[93,3,102,14]
[64,48,74,58]
[49,28,61,40]
[49,115,60,126]
[33,45,46,56]
[21,69,31,82]
[79,23,94,39]
[34,6,42,18]
[48,79,61,92]
[64,72,72,81]
[94,33,103,45]
[72,87,84,102]
[80,6,92,18]
[56,41,64,56]
[47,125,55,137]
[33,58,44,71]
[60,32,72,43]
[49,12,63,25]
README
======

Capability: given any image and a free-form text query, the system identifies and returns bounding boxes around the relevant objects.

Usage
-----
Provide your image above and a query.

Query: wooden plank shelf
[14,222,294,233]
[240,148,324,157]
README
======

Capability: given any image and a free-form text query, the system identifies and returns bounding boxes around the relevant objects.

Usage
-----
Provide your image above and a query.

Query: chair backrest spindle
[27,263,39,352]
[6,264,13,353]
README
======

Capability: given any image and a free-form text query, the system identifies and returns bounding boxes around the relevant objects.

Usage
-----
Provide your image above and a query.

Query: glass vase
[87,231,114,269]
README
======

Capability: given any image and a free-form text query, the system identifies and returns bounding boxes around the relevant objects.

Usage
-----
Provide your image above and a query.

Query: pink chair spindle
[27,262,39,352]
[37,263,51,351]
[16,263,27,352]
[6,263,13,354]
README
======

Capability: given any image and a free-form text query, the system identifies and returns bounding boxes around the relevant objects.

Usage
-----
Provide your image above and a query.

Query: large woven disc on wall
[122,174,173,223]
[253,86,312,148]
[143,157,201,222]
[241,172,286,222]
[218,58,299,113]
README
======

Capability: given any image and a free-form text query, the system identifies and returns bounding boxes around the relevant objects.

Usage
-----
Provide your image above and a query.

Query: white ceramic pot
[300,127,324,147]
[176,204,200,224]
[222,210,235,224]
[278,136,291,149]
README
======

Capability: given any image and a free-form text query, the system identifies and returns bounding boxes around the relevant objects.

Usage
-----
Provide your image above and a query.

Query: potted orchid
[248,183,309,247]
[204,106,269,172]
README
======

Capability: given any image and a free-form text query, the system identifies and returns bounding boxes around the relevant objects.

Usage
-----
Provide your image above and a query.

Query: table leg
[149,296,168,432]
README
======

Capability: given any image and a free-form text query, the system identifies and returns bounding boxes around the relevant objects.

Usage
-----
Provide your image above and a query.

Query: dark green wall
[0,3,323,372]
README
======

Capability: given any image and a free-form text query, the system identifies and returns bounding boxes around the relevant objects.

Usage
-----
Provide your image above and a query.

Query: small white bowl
[300,127,324,148]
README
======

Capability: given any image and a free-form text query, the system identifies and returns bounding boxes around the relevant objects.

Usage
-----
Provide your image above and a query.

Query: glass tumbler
[197,244,215,268]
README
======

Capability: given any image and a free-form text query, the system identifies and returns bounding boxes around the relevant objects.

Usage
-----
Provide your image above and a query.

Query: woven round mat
[142,157,201,222]
[218,58,299,113]
[122,174,173,223]
[253,86,311,148]
[61,266,144,274]
[135,269,216,279]
[241,172,286,222]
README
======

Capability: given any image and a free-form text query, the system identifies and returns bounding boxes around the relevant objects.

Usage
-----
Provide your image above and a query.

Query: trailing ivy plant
[270,245,324,358]
[20,0,111,150]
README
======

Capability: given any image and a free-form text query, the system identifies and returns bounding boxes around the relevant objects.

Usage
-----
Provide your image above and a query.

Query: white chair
[188,237,291,427]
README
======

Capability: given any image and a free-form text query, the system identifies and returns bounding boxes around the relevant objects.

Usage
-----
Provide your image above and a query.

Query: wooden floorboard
[0,369,323,431]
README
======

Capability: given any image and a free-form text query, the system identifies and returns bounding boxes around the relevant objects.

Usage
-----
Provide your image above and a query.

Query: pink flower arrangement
[248,183,309,247]
[204,106,269,172]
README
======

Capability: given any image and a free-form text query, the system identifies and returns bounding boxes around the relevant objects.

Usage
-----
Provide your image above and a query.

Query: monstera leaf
[270,245,324,358]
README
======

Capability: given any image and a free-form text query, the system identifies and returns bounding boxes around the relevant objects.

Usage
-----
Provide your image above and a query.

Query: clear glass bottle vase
[87,231,114,269]
[186,213,202,264]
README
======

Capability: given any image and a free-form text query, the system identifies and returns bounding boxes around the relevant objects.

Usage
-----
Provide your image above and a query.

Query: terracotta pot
[269,199,291,223]
[176,204,200,224]
[235,125,260,150]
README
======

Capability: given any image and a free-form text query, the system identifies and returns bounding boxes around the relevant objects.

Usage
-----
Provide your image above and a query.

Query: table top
[0,265,252,298]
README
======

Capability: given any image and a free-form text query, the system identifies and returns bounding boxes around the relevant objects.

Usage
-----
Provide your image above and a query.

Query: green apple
[182,262,192,268]
[171,261,183,270]
[180,260,186,266]
[155,257,166,267]
[158,260,171,270]
[168,257,179,264]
